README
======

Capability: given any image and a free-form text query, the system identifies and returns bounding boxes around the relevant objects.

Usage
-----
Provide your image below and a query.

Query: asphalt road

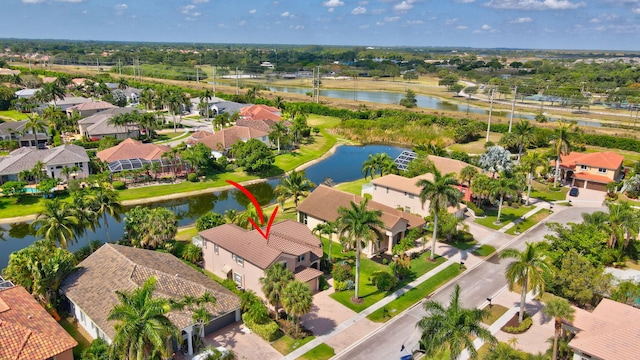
[334,206,603,360]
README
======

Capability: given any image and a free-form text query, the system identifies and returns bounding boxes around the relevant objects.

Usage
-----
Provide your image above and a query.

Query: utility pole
[235,67,239,95]
[196,68,199,83]
[508,85,517,132]
[212,65,216,94]
[486,88,495,142]
[118,59,122,76]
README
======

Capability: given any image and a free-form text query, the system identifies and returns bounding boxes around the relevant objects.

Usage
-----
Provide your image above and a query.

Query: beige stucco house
[198,220,324,300]
[365,155,475,218]
[554,151,624,191]
[296,185,425,256]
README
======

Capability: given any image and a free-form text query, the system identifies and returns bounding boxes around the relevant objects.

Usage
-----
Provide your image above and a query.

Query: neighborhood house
[554,151,624,191]
[198,220,324,300]
[78,107,140,140]
[0,144,89,184]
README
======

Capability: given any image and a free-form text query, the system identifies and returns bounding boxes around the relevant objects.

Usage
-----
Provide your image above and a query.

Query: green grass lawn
[153,131,190,143]
[367,264,462,322]
[272,335,315,355]
[175,226,199,241]
[474,205,534,230]
[472,245,496,257]
[335,177,369,196]
[505,209,552,235]
[482,304,509,325]
[0,110,29,120]
[447,132,502,154]
[325,238,446,312]
[297,343,335,360]
[274,115,340,171]
[0,192,73,219]
[59,317,92,357]
[529,181,568,202]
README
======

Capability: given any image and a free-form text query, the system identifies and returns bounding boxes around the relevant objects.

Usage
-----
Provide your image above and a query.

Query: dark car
[569,187,579,197]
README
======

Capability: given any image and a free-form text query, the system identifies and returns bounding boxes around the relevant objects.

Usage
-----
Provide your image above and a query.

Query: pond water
[0,144,405,269]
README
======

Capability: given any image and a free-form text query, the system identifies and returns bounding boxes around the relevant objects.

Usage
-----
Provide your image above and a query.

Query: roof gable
[97,138,171,162]
[559,151,624,170]
[197,126,268,150]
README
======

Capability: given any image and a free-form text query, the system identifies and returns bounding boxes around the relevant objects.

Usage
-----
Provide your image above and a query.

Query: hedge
[503,317,533,334]
[463,201,485,217]
[242,313,280,341]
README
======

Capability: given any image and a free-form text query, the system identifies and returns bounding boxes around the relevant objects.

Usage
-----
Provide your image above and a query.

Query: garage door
[204,311,237,335]
[586,182,607,191]
[573,179,585,188]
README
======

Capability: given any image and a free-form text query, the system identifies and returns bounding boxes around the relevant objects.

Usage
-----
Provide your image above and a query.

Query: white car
[192,346,229,360]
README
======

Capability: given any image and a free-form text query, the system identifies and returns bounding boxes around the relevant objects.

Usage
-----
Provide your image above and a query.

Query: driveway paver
[204,323,282,360]
[300,279,356,336]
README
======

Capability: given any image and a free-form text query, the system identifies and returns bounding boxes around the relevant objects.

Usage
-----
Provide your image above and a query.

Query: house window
[280,261,288,269]
[386,187,389,194]
[580,165,588,170]
[405,206,411,212]
[297,254,305,262]
[234,273,243,285]
[232,254,244,267]
[80,311,85,323]
[374,185,377,190]
[408,194,414,199]
[598,168,607,174]
[300,213,308,225]
[214,244,219,255]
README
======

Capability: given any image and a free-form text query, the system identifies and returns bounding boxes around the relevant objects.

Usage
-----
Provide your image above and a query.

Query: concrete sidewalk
[284,203,551,359]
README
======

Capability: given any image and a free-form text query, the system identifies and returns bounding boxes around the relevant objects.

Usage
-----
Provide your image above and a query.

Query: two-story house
[554,151,624,191]
[0,144,89,184]
[198,220,324,299]
[0,120,49,149]
[296,185,426,256]
[365,155,476,218]
[196,126,269,159]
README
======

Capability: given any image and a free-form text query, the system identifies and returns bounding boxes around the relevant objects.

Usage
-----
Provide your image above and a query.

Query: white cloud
[193,0,209,3]
[481,24,493,30]
[352,6,367,14]
[456,25,469,30]
[371,8,385,14]
[328,7,335,12]
[407,20,423,24]
[385,16,400,22]
[238,20,246,26]
[509,17,532,23]
[394,1,415,12]
[218,23,228,28]
[290,25,305,30]
[376,21,385,26]
[181,5,195,14]
[634,7,640,14]
[249,9,257,14]
[445,18,458,25]
[281,11,290,17]
[484,0,585,10]
[323,0,345,7]
[360,24,370,29]
[57,0,85,3]
[359,1,369,4]
[455,0,475,3]
[192,12,201,16]
[21,0,46,3]
[114,3,128,10]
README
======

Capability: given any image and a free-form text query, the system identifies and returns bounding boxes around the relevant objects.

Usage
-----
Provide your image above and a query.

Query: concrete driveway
[300,279,356,336]
[204,322,282,360]
[566,187,606,207]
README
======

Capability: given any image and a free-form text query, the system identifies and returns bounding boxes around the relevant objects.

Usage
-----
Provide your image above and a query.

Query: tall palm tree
[417,284,497,360]
[459,165,478,190]
[42,104,66,133]
[269,121,288,154]
[489,176,521,224]
[117,77,129,90]
[313,221,337,262]
[140,88,155,111]
[416,166,462,260]
[32,198,80,249]
[521,151,548,205]
[274,170,316,208]
[361,155,378,179]
[200,89,213,119]
[551,121,577,187]
[512,120,535,162]
[72,189,98,244]
[282,280,313,328]
[88,186,123,243]
[500,242,554,323]
[543,298,575,360]
[606,200,640,249]
[336,199,384,301]
[259,263,294,319]
[24,114,47,149]
[108,277,180,360]
[273,95,285,111]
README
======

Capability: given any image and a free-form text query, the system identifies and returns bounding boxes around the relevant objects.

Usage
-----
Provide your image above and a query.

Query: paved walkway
[283,202,551,359]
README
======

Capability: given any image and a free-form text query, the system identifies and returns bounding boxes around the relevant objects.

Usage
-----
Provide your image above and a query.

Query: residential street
[334,206,603,360]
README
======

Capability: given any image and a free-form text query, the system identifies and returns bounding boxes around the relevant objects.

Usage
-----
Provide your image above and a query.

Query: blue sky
[3,0,640,50]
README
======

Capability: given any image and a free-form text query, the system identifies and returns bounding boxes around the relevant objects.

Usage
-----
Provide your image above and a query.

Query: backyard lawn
[0,192,73,219]
[335,177,369,196]
[0,110,29,120]
[474,205,534,230]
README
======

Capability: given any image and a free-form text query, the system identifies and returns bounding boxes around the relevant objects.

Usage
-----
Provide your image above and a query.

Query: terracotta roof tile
[197,126,268,150]
[556,151,624,170]
[97,138,171,162]
[61,244,240,341]
[199,220,322,270]
[294,267,323,283]
[239,104,281,121]
[297,185,425,230]
[0,286,77,360]
[70,101,117,111]
[572,172,615,184]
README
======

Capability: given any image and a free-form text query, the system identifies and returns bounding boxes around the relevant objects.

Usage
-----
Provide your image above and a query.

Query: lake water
[0,144,405,269]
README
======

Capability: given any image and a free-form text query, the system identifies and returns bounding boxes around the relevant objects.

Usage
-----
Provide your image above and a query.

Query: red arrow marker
[226,180,279,240]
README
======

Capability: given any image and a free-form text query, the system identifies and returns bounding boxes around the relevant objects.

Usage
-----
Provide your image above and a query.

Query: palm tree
[269,121,288,154]
[140,88,155,111]
[551,121,577,187]
[32,198,80,249]
[459,165,478,190]
[282,280,313,330]
[274,170,316,208]
[416,166,462,260]
[361,155,377,179]
[313,221,337,262]
[42,104,66,133]
[108,277,180,360]
[200,89,213,119]
[273,95,285,111]
[380,156,399,176]
[489,176,521,224]
[512,120,535,162]
[543,298,575,360]
[521,151,549,205]
[500,242,554,323]
[24,114,47,149]
[117,77,129,90]
[88,186,123,243]
[72,189,98,244]
[606,200,640,249]
[336,199,384,301]
[259,263,294,319]
[417,284,497,360]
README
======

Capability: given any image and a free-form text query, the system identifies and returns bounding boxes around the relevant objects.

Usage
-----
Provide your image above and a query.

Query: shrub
[334,280,347,292]
[112,181,126,190]
[319,275,329,291]
[393,236,417,255]
[370,271,397,291]
[242,313,280,341]
[187,172,198,182]
[239,289,262,312]
[332,263,353,282]
[503,317,533,334]
[464,201,485,217]
[245,302,270,324]
[344,279,355,290]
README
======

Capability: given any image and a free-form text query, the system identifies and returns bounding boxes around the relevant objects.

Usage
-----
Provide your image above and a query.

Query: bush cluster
[112,181,126,190]
[332,263,353,282]
[463,201,485,217]
[242,313,280,341]
[369,271,397,291]
[503,317,532,334]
